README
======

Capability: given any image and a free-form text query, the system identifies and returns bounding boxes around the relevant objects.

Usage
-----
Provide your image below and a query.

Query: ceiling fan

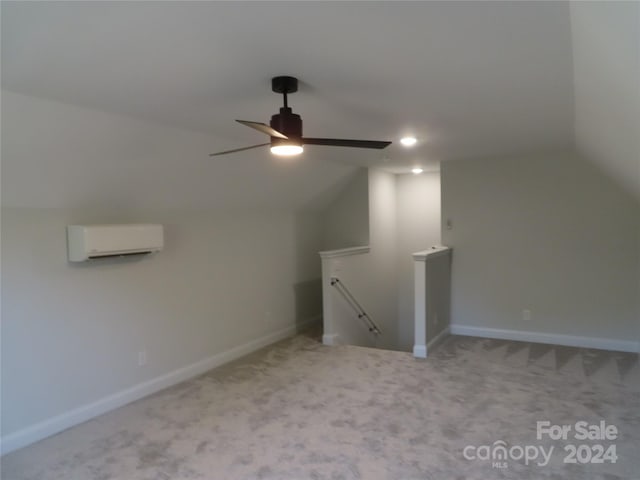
[209,76,392,157]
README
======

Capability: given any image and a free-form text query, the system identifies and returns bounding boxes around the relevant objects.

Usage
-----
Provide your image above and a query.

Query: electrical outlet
[138,350,147,366]
[522,309,532,321]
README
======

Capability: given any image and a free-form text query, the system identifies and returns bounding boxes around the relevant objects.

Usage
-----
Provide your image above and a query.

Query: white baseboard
[427,326,451,350]
[450,324,640,353]
[412,345,427,358]
[1,317,320,456]
[322,333,340,346]
[413,326,451,359]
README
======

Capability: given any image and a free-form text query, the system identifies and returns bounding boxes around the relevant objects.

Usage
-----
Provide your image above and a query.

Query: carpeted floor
[2,332,639,480]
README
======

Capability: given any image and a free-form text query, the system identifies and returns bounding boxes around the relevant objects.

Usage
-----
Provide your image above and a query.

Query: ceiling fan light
[270,144,304,156]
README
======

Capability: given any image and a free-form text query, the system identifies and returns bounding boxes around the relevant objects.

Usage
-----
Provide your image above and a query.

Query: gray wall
[359,169,400,350]
[425,251,452,343]
[321,169,442,351]
[322,169,369,251]
[395,172,442,350]
[570,1,640,201]
[1,208,324,437]
[1,92,330,440]
[442,152,639,341]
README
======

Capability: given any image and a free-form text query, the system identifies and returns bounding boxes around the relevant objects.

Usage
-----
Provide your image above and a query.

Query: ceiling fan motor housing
[270,107,302,146]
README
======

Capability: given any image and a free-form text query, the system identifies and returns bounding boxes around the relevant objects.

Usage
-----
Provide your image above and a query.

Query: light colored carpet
[2,332,639,480]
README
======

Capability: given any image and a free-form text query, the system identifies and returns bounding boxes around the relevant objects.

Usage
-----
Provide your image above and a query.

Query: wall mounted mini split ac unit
[67,224,164,262]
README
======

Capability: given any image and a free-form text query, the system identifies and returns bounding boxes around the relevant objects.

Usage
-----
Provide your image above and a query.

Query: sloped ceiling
[570,2,640,201]
[1,2,574,169]
[1,1,636,207]
[1,90,362,211]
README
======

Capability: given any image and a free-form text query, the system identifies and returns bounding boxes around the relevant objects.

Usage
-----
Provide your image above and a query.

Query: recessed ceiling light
[401,137,417,147]
[412,168,423,175]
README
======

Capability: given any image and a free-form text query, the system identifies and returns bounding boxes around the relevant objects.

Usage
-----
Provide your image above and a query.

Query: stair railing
[330,277,382,335]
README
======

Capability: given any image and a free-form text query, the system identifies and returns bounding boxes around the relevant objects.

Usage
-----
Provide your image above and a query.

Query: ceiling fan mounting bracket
[272,76,298,95]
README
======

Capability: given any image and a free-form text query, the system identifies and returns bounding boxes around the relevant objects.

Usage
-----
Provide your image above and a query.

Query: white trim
[450,324,640,353]
[413,258,427,357]
[1,318,318,456]
[413,326,451,358]
[427,326,451,350]
[322,333,340,346]
[413,345,427,358]
[412,245,451,261]
[319,246,370,259]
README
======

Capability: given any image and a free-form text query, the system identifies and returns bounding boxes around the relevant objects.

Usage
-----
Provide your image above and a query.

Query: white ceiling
[1,1,576,173]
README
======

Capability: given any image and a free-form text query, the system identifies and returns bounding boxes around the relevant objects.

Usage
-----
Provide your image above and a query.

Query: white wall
[321,169,442,351]
[0,92,334,450]
[1,209,322,436]
[442,152,640,345]
[366,169,400,349]
[570,1,640,201]
[322,169,369,251]
[320,248,380,349]
[395,173,441,350]
[321,169,400,349]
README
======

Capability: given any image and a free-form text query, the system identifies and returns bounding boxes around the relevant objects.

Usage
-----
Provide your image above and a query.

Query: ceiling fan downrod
[270,76,302,142]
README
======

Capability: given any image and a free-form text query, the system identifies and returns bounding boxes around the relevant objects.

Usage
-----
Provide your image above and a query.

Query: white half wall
[442,152,640,344]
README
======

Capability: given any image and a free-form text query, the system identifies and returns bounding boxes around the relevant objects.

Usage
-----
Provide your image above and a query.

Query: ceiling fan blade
[236,120,288,139]
[209,143,270,157]
[302,138,392,149]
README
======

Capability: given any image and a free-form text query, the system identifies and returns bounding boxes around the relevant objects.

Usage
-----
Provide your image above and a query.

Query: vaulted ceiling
[1,1,638,202]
